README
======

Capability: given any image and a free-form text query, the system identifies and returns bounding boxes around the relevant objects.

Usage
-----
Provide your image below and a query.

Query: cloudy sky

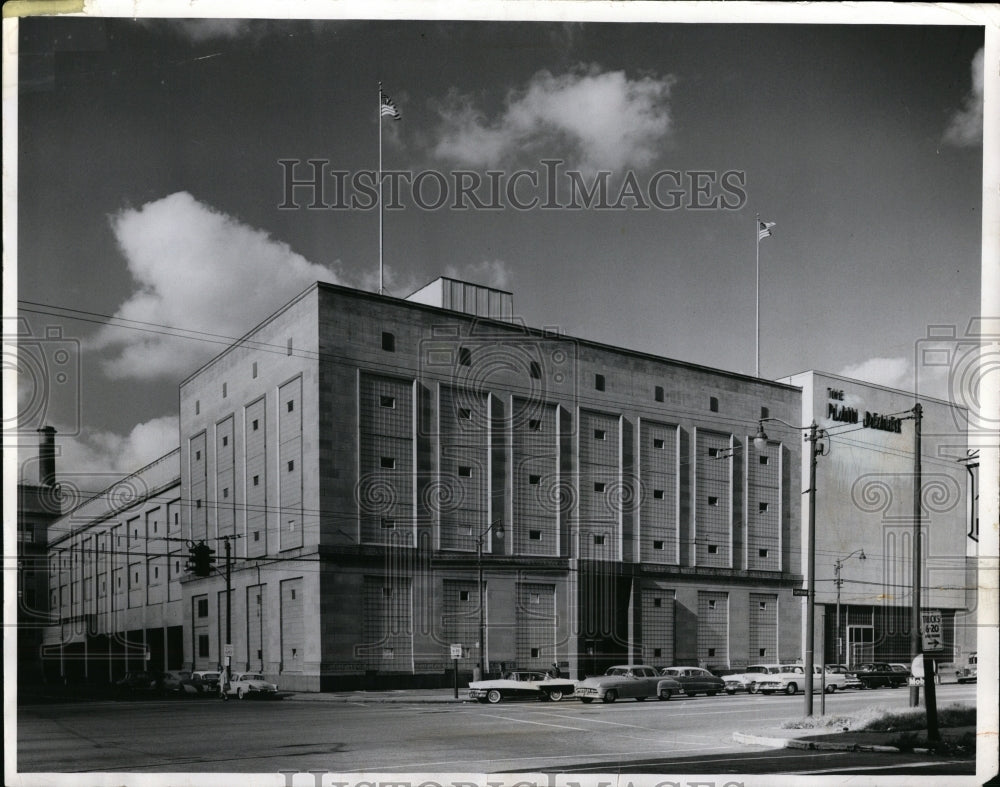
[10,10,986,483]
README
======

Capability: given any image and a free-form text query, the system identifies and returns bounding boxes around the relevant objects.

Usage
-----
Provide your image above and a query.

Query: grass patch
[779,702,975,732]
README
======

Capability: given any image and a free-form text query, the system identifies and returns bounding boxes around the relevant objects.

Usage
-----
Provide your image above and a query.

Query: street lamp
[834,549,867,666]
[477,518,504,680]
[754,417,828,717]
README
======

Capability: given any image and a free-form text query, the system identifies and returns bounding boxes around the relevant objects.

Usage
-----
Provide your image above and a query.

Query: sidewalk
[733,724,977,754]
[285,688,471,703]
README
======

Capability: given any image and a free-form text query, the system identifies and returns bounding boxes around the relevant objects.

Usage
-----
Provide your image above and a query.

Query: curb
[732,732,900,753]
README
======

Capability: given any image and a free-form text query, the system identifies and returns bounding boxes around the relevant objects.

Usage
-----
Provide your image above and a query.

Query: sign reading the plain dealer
[921,609,943,651]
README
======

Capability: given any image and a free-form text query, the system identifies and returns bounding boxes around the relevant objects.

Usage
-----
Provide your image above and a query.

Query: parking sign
[921,609,943,651]
[450,644,463,659]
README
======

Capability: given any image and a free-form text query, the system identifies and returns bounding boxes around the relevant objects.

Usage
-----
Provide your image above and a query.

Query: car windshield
[242,674,265,681]
[606,668,629,676]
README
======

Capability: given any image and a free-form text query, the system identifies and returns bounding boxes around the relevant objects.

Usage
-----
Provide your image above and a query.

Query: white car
[468,671,576,704]
[723,664,784,694]
[757,664,848,695]
[222,672,278,700]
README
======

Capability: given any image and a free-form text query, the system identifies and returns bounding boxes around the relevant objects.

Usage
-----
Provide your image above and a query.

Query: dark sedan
[855,662,908,688]
[658,666,726,697]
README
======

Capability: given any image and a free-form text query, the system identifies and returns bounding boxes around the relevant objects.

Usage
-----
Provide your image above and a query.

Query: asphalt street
[16,683,978,776]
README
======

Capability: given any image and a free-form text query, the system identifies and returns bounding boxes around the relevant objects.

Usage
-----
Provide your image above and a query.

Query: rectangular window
[291,589,296,599]
[530,361,541,379]
[252,419,259,431]
[380,395,395,408]
[595,373,605,391]
[760,406,770,420]
[381,518,395,529]
[252,361,258,378]
[195,400,200,415]
[287,460,295,472]
[653,437,665,449]
[653,539,664,550]
[382,587,392,598]
[653,597,662,607]
[758,502,769,513]
[460,590,470,602]
[528,474,541,485]
[222,382,227,398]
[758,548,769,558]
[594,482,606,492]
[154,566,159,579]
[253,475,259,486]
[528,419,541,431]
[222,435,228,446]
[174,513,179,524]
[594,429,606,440]
[458,408,472,420]
[707,496,719,506]
[708,544,718,554]
[196,450,201,461]
[708,447,722,458]
[286,337,293,356]
[380,457,395,469]
[197,599,208,617]
[458,466,473,477]
[287,400,294,412]
[529,530,542,540]
[654,648,662,658]
[759,455,769,465]
[254,531,260,542]
[593,534,605,545]
[759,600,767,610]
[760,648,767,657]
[459,347,471,366]
[531,647,540,658]
[708,647,716,657]
[382,332,395,352]
[708,599,717,609]
[709,396,719,412]
[654,385,664,402]
[223,487,229,499]
[175,561,180,573]
[198,635,209,658]
[653,489,664,500]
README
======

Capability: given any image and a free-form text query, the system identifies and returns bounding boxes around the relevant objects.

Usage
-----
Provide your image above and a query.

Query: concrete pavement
[733,724,977,754]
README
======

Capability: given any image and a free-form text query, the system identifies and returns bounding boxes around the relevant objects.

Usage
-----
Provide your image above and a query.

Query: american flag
[380,92,401,120]
[758,220,776,241]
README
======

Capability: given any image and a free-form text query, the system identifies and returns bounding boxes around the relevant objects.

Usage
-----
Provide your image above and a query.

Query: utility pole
[803,421,823,717]
[225,536,232,692]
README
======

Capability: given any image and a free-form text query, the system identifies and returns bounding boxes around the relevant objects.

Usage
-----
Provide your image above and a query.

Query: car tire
[658,689,673,701]
[785,683,797,695]
[486,689,502,704]
[602,689,617,704]
[825,684,836,694]
[237,688,246,700]
[580,697,594,704]
[635,696,646,702]
[726,689,735,695]
[547,690,564,702]
[749,682,759,694]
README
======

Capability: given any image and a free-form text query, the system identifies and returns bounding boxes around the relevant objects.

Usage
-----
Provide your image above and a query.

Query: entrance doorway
[848,625,874,667]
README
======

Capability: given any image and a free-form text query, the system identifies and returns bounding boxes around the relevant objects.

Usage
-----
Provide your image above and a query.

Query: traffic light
[186,541,217,577]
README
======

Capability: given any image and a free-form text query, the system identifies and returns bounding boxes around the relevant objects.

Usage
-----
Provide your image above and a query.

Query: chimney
[37,425,57,487]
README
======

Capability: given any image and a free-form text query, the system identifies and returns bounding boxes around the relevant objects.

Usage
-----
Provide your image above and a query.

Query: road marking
[472,711,589,731]
[789,759,972,775]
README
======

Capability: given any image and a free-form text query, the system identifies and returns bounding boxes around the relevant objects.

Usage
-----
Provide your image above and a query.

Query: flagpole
[755,212,760,378]
[378,81,384,295]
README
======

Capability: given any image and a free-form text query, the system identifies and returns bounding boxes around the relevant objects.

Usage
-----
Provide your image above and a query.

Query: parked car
[889,663,912,677]
[956,652,978,683]
[468,671,576,704]
[658,667,725,697]
[826,664,863,689]
[115,671,160,691]
[161,670,199,695]
[723,664,784,695]
[654,674,683,700]
[755,664,848,695]
[222,672,278,700]
[191,671,221,693]
[854,662,908,689]
[574,665,662,703]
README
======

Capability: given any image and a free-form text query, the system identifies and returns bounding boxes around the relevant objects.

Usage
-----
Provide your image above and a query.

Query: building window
[252,419,259,431]
[594,429,606,440]
[382,331,395,352]
[286,337,293,356]
[197,599,208,617]
[382,587,392,598]
[760,406,769,420]
[530,361,541,379]
[254,531,260,542]
[222,435,228,447]
[291,589,296,599]
[198,635,209,658]
[708,447,722,458]
[653,597,662,607]
[758,502,769,513]
[154,567,159,579]
[759,455,769,465]
[252,361,258,378]
[287,460,294,472]
[529,530,542,540]
[458,408,472,420]
[709,396,719,412]
[653,438,665,449]
[528,419,541,431]
[653,539,664,550]
[760,648,767,657]
[595,373,605,391]
[653,489,664,500]
[381,518,395,529]
[460,590,470,602]
[759,600,767,610]
[380,457,395,469]
[531,647,540,658]
[654,648,662,658]
[222,382,227,398]
[708,599,716,609]
[708,647,716,657]
[594,482,606,492]
[458,466,473,477]
[530,593,540,604]
[175,561,180,573]
[593,534,605,545]
[223,487,229,499]
[195,450,201,461]
[380,395,395,408]
[287,400,294,413]
[707,496,719,506]
[707,544,718,554]
[253,475,259,486]
[654,385,664,402]
[195,400,200,415]
[459,347,471,366]
[759,549,769,558]
[528,474,541,485]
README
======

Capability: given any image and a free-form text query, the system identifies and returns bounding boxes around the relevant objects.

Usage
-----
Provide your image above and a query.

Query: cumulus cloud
[943,47,984,147]
[837,356,949,400]
[433,65,676,172]
[91,192,343,379]
[444,260,512,291]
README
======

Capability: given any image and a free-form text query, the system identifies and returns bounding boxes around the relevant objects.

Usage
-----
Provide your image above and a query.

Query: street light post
[477,519,504,680]
[834,549,867,666]
[755,418,827,717]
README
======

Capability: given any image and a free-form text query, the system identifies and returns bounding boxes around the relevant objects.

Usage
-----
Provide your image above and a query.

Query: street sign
[921,609,943,651]
[450,644,463,659]
[793,588,808,597]
[224,643,234,657]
